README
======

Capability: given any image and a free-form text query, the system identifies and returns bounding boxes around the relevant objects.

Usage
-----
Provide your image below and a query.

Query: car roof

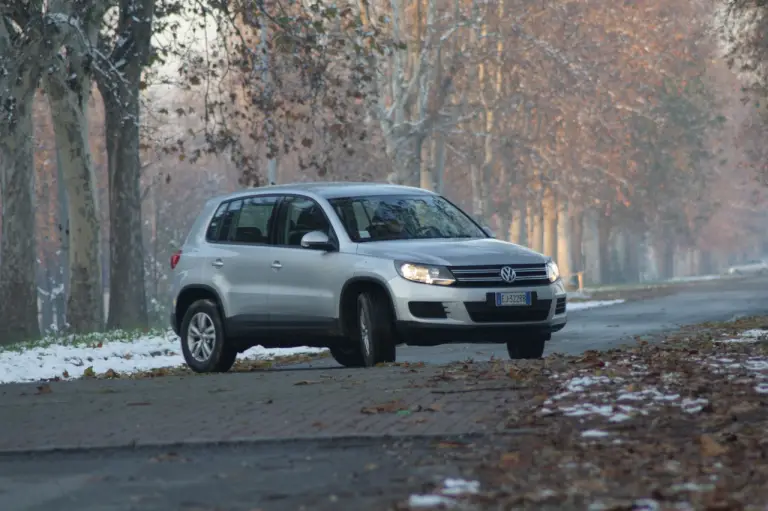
[209,182,437,203]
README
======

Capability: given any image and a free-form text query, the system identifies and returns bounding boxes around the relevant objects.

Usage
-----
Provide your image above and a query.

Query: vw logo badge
[500,266,517,283]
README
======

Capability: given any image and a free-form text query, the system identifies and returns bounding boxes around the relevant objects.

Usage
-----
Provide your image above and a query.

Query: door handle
[271,261,282,270]
[212,259,224,268]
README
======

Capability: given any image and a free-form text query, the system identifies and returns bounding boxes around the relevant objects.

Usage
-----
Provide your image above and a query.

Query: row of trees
[1,0,767,344]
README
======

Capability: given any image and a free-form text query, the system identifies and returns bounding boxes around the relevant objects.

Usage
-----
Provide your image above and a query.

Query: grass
[0,328,170,353]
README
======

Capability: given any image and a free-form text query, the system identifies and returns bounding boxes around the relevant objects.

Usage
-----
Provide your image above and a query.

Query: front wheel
[357,291,397,367]
[507,334,549,360]
[180,299,237,373]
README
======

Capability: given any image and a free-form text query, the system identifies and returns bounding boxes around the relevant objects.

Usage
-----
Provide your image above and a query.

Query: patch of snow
[716,329,768,344]
[442,478,480,496]
[565,375,614,391]
[581,429,610,438]
[408,495,457,508]
[568,300,625,312]
[0,332,328,384]
[407,478,479,509]
[680,398,709,414]
[668,274,722,283]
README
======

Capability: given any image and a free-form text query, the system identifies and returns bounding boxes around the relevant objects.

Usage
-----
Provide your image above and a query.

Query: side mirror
[300,230,336,251]
[482,226,495,238]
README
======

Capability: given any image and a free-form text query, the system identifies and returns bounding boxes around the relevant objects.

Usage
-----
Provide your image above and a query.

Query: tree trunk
[569,209,584,274]
[420,136,434,191]
[54,146,69,330]
[103,93,148,330]
[598,212,612,285]
[556,198,571,280]
[542,188,557,259]
[528,201,543,252]
[433,134,446,194]
[96,0,155,331]
[0,96,41,344]
[45,76,104,333]
[654,235,674,281]
[582,209,601,286]
[515,206,527,246]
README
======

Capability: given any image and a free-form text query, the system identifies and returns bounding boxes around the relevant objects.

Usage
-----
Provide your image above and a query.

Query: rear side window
[219,200,243,241]
[205,202,228,241]
[231,196,279,244]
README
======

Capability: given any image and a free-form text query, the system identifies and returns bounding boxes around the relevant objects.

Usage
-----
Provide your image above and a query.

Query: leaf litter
[398,315,768,510]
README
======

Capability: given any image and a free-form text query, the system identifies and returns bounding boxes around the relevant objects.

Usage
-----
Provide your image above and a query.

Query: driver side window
[276,196,332,247]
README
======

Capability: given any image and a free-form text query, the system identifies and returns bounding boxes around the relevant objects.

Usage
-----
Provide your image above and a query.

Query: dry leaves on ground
[400,316,768,510]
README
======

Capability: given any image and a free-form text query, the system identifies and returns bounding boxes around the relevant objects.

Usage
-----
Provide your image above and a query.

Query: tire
[507,334,549,360]
[180,299,237,373]
[329,344,365,368]
[357,291,397,367]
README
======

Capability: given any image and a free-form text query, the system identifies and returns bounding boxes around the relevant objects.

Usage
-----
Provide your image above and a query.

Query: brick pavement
[0,363,530,452]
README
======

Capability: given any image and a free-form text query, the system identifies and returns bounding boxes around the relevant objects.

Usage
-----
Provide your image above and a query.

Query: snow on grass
[0,330,328,384]
[542,327,768,434]
[408,478,480,509]
[581,429,611,438]
[714,329,768,344]
[568,300,625,312]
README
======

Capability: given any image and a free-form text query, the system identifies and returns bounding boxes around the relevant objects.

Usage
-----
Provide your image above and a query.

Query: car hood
[355,238,548,266]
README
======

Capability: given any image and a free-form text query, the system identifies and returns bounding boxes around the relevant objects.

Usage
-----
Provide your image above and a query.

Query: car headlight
[546,260,560,283]
[396,262,455,286]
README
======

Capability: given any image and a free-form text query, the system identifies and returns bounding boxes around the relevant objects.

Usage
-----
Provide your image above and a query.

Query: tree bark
[542,188,557,259]
[556,198,571,279]
[96,0,155,330]
[598,212,612,285]
[0,96,41,344]
[515,206,527,246]
[569,209,584,274]
[54,146,70,330]
[44,74,104,333]
[102,92,148,330]
[582,209,601,286]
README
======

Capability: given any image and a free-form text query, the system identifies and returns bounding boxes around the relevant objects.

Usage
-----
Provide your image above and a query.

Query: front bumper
[388,277,567,345]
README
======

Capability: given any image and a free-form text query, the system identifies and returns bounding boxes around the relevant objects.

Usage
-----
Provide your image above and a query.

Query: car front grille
[464,298,552,323]
[555,297,566,315]
[449,264,550,287]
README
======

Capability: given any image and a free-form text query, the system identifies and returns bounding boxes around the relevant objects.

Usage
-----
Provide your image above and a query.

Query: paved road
[1,276,767,511]
[287,275,768,368]
[0,437,480,511]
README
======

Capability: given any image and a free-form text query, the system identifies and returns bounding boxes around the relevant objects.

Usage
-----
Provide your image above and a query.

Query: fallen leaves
[699,435,727,457]
[361,400,405,414]
[149,451,189,463]
[293,380,323,386]
[35,383,52,395]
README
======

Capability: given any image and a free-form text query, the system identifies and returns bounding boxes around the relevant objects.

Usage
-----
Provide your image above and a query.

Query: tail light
[170,250,182,270]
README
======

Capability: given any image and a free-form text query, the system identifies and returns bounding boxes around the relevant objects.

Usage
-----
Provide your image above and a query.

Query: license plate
[495,292,532,307]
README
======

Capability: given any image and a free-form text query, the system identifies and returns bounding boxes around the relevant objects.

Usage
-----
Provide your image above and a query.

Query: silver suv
[169,182,567,372]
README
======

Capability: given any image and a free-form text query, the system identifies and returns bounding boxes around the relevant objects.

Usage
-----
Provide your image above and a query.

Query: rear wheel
[507,334,549,360]
[357,291,397,367]
[180,299,237,373]
[329,344,365,368]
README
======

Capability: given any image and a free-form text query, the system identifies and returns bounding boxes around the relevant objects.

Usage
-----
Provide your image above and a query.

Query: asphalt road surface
[286,275,768,368]
[1,275,767,511]
[0,437,481,511]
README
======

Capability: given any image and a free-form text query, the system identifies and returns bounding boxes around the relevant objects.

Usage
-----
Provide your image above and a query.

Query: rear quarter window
[205,202,229,241]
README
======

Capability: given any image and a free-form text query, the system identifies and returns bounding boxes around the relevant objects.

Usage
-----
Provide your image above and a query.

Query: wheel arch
[338,276,397,338]
[175,284,226,333]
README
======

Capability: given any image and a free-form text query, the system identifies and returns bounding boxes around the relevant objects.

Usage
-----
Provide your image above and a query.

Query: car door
[268,195,348,336]
[211,195,279,335]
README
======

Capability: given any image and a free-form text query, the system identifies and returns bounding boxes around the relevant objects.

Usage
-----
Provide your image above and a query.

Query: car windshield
[329,194,486,242]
